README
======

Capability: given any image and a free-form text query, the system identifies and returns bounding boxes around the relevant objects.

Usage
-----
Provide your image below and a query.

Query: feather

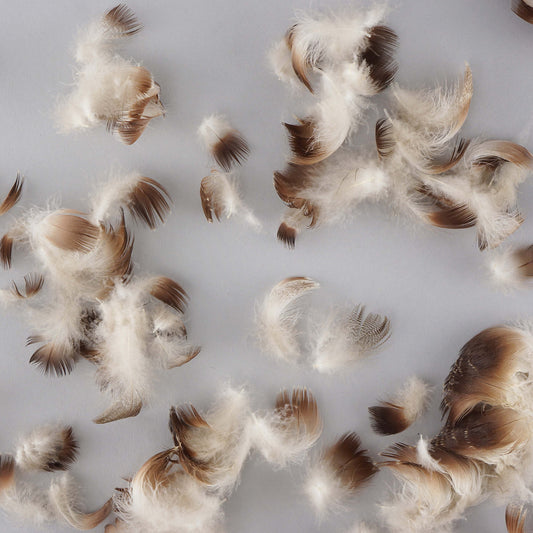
[198,114,250,171]
[0,456,15,492]
[440,325,531,425]
[369,376,431,435]
[149,276,188,315]
[90,172,171,229]
[513,0,533,23]
[115,451,223,533]
[433,405,529,466]
[255,276,319,363]
[506,503,528,533]
[168,387,252,492]
[11,273,44,299]
[49,473,112,530]
[0,174,23,216]
[304,432,377,519]
[251,388,322,467]
[56,5,163,144]
[200,169,261,229]
[15,424,78,472]
[488,245,533,290]
[0,232,14,268]
[311,304,391,373]
[40,210,99,253]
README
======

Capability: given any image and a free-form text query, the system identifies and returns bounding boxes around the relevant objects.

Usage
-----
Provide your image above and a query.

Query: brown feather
[277,222,297,248]
[112,117,151,145]
[55,495,113,531]
[168,405,212,483]
[512,245,533,277]
[441,326,525,424]
[506,503,528,533]
[93,399,143,424]
[133,449,175,490]
[434,405,528,459]
[0,456,15,492]
[126,177,171,228]
[11,273,44,299]
[166,346,201,369]
[104,4,142,36]
[149,276,188,314]
[359,25,399,92]
[323,432,378,490]
[284,119,329,165]
[199,171,223,222]
[0,173,23,215]
[44,211,99,253]
[43,426,79,472]
[471,140,533,170]
[27,337,76,377]
[513,0,533,23]
[275,387,322,440]
[424,138,471,174]
[211,131,250,172]
[0,233,14,268]
[375,118,395,159]
[286,25,314,93]
[369,403,409,435]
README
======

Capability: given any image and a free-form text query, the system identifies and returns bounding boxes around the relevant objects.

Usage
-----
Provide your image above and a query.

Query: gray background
[0,0,532,531]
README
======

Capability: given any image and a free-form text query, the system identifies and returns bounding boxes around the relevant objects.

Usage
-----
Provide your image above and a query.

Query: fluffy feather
[304,432,377,519]
[251,388,322,467]
[90,172,171,229]
[255,276,319,362]
[168,387,252,493]
[49,473,113,530]
[115,452,223,533]
[369,376,431,435]
[488,245,533,290]
[56,4,163,144]
[311,304,391,373]
[15,424,78,472]
[200,169,261,229]
[198,114,250,171]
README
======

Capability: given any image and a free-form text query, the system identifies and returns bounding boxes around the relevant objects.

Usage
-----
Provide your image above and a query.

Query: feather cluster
[0,170,200,423]
[255,277,391,372]
[0,424,111,530]
[113,386,322,531]
[56,4,164,144]
[198,114,260,229]
[270,6,398,166]
[381,323,533,532]
[272,43,533,248]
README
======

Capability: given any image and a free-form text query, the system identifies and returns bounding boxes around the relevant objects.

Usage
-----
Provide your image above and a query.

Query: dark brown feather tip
[277,222,296,248]
[284,120,328,165]
[213,131,250,172]
[514,245,533,277]
[368,403,409,435]
[286,24,314,93]
[426,138,470,174]
[0,456,15,491]
[168,404,209,446]
[325,432,378,491]
[28,339,75,377]
[104,4,143,36]
[513,0,533,23]
[199,173,220,223]
[375,118,395,159]
[0,233,13,269]
[11,273,44,299]
[506,503,527,533]
[0,173,23,216]
[150,276,188,314]
[359,25,399,92]
[127,177,171,228]
[44,426,79,472]
[427,204,477,229]
[275,387,322,437]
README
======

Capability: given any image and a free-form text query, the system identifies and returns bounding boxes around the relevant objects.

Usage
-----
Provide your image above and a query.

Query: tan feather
[0,174,23,216]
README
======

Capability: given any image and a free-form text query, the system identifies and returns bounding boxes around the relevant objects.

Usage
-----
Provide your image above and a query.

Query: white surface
[0,0,532,531]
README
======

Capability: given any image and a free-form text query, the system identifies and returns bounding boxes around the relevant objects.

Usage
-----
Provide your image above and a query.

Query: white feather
[255,277,319,363]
